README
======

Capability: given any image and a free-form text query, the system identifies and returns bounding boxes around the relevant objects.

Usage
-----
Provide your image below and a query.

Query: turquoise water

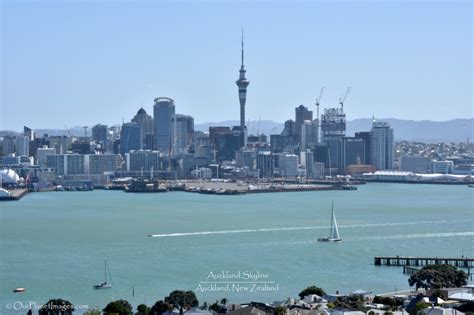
[0,183,473,314]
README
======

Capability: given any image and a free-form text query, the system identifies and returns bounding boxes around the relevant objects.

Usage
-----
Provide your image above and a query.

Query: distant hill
[2,118,472,143]
[196,118,474,143]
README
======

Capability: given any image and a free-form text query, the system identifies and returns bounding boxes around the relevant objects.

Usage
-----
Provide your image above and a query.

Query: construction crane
[339,87,351,109]
[257,116,261,137]
[64,125,72,137]
[315,86,325,121]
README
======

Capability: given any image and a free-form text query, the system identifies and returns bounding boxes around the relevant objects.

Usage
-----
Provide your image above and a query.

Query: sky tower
[235,30,249,130]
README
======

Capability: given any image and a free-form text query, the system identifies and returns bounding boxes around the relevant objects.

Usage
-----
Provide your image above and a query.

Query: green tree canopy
[298,285,326,299]
[150,300,173,315]
[164,290,199,314]
[39,299,74,315]
[408,264,468,290]
[137,304,151,315]
[103,300,133,315]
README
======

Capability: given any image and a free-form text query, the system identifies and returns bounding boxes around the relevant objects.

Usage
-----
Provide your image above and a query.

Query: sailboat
[317,201,342,242]
[93,260,113,289]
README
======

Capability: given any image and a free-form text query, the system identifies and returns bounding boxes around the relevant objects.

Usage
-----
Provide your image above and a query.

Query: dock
[374,256,474,268]
[0,189,28,201]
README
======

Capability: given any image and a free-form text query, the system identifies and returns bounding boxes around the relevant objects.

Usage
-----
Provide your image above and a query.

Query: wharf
[0,189,28,201]
[374,256,474,268]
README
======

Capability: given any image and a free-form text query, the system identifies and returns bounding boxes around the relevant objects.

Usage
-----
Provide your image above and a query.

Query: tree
[410,302,430,315]
[164,291,199,315]
[274,306,287,315]
[150,300,173,315]
[298,285,326,299]
[408,264,468,290]
[137,304,151,315]
[220,298,228,307]
[103,300,133,315]
[39,299,74,315]
[199,302,208,310]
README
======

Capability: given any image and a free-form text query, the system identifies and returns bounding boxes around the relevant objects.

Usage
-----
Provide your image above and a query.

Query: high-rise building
[257,151,273,178]
[153,97,175,153]
[211,126,244,161]
[24,126,34,141]
[48,135,70,154]
[15,135,29,157]
[92,124,108,150]
[37,147,56,167]
[370,121,394,170]
[338,137,366,174]
[173,114,194,155]
[295,105,313,144]
[2,135,15,156]
[132,107,154,150]
[301,120,319,151]
[300,150,315,178]
[120,122,142,155]
[355,131,371,165]
[320,108,346,143]
[235,32,249,132]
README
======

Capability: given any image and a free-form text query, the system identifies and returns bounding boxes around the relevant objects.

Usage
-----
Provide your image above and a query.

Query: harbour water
[0,183,472,314]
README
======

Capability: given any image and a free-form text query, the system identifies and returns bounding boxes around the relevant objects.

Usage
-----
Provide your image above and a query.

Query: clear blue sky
[1,0,472,131]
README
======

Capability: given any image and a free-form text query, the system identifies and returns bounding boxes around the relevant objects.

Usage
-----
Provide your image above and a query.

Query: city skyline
[1,1,472,131]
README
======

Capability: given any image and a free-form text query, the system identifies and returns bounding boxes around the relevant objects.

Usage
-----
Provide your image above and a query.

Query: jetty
[374,256,474,268]
[0,188,28,201]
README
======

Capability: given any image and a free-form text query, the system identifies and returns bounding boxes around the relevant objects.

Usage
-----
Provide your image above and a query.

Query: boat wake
[147,219,471,238]
[349,231,474,241]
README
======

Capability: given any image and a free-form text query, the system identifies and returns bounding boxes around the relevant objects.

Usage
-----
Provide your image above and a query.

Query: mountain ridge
[1,118,472,143]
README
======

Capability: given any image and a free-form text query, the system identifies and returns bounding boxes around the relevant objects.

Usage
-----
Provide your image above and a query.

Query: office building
[37,147,56,167]
[236,149,256,169]
[432,160,454,174]
[88,154,121,174]
[301,120,319,151]
[355,131,371,165]
[2,135,15,156]
[132,108,154,150]
[120,122,142,155]
[153,97,175,153]
[400,156,430,173]
[279,154,298,178]
[257,151,273,178]
[48,136,70,154]
[338,137,366,174]
[173,114,194,155]
[300,150,315,178]
[370,121,394,170]
[92,124,108,150]
[126,150,161,174]
[15,135,29,157]
[47,154,85,176]
[295,105,313,144]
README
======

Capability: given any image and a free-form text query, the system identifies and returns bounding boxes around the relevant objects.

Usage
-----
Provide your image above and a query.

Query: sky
[1,0,472,131]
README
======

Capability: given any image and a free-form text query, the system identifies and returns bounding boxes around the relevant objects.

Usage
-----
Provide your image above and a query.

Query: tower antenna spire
[241,28,244,68]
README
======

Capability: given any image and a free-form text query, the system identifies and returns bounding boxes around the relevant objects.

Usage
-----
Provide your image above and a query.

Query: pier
[374,256,474,268]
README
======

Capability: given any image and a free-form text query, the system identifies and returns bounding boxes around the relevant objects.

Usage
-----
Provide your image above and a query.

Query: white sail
[331,209,340,240]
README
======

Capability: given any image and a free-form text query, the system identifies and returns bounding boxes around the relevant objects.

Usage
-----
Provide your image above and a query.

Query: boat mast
[330,201,334,237]
[104,260,107,283]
